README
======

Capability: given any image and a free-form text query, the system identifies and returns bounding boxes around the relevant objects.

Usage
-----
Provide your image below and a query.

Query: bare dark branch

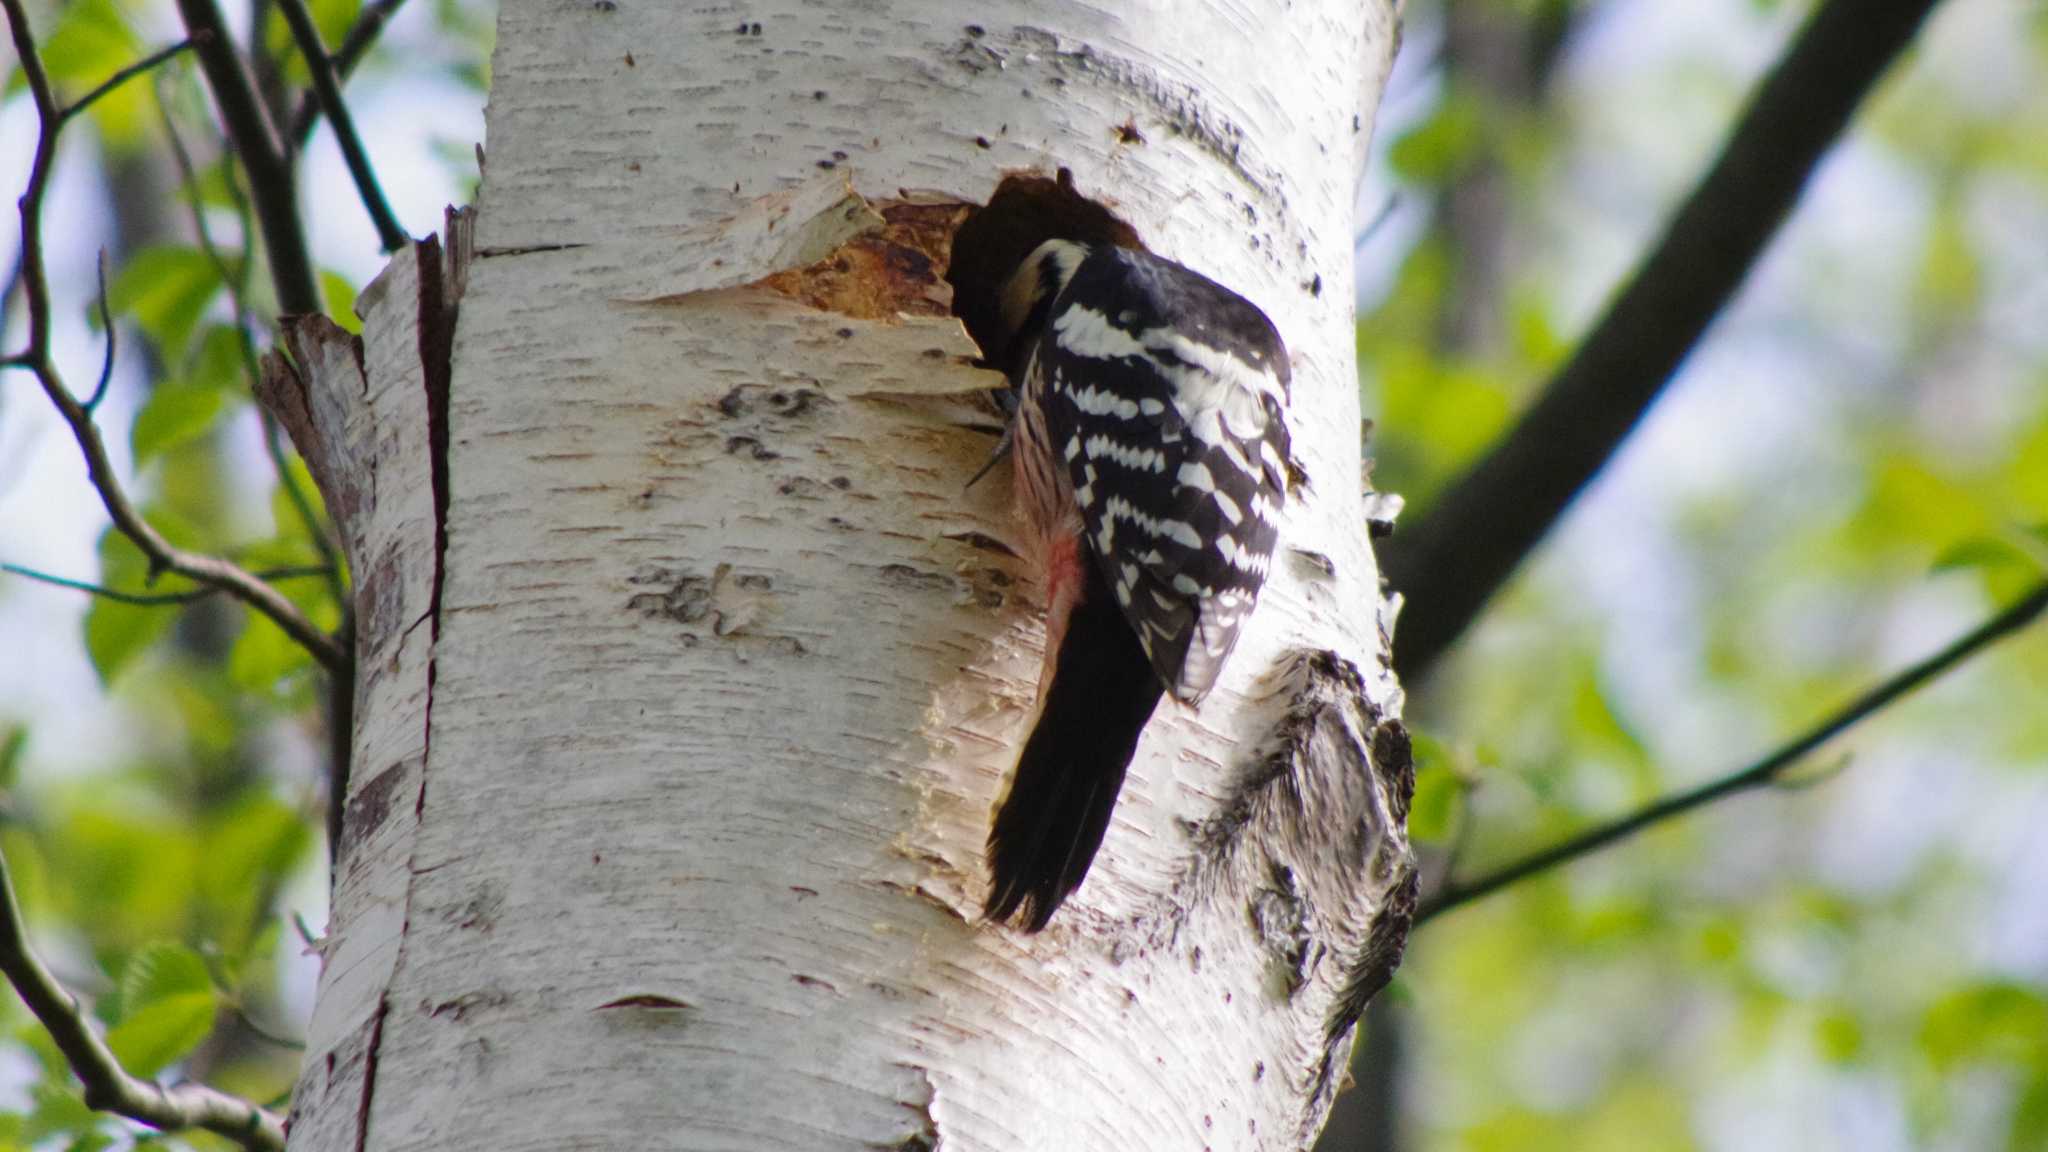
[0,845,286,1150]
[170,0,321,313]
[292,0,408,144]
[1380,0,1946,680]
[1416,579,2048,923]
[275,0,408,250]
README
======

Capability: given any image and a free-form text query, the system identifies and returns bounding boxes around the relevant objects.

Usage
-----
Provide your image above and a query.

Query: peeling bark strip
[1179,651,1417,1132]
[284,2,1404,1149]
[257,228,468,1152]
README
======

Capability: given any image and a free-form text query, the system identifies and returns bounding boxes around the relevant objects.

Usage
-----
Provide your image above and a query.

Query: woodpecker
[979,237,1293,931]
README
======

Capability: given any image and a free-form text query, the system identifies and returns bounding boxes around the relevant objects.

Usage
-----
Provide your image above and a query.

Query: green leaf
[23,1083,98,1143]
[109,246,223,365]
[0,726,24,792]
[104,942,218,1077]
[1921,982,2048,1071]
[1814,1006,1864,1063]
[1388,86,1485,185]
[132,380,229,465]
[131,323,247,466]
[311,0,363,54]
[266,0,360,86]
[1930,536,2041,575]
[1408,738,1463,844]
[67,1132,116,1152]
[104,992,217,1078]
[322,269,362,334]
[45,804,201,948]
[268,453,334,551]
[83,530,174,685]
[2013,411,2048,521]
[117,941,213,1015]
[201,797,312,958]
[1915,204,1982,321]
[34,0,154,148]
[229,612,315,696]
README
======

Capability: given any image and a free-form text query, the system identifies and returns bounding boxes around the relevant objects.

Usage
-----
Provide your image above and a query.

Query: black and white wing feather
[1029,246,1291,704]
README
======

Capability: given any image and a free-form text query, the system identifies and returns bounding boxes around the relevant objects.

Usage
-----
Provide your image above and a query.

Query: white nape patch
[1066,382,1142,420]
[1211,490,1243,525]
[1001,240,1089,338]
[1054,305,1148,360]
[1102,496,1201,549]
[1177,460,1215,492]
[1084,435,1166,473]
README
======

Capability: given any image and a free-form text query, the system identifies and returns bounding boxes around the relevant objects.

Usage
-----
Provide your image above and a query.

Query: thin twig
[274,0,407,250]
[0,245,23,350]
[84,250,114,411]
[1380,0,1946,681]
[170,0,320,313]
[291,0,407,144]
[2,562,333,606]
[58,35,202,124]
[2,0,343,671]
[157,86,348,603]
[0,846,286,1150]
[1416,580,2048,924]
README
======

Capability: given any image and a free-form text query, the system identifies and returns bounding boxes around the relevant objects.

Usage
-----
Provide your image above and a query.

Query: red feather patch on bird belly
[1037,532,1086,705]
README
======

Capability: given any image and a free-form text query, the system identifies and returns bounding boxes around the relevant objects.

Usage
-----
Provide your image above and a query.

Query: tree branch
[170,0,321,313]
[59,35,202,125]
[0,846,286,1150]
[291,0,407,145]
[2,562,334,606]
[274,0,408,250]
[1416,579,2048,924]
[157,86,349,604]
[1380,0,1946,681]
[2,0,345,672]
[84,250,115,411]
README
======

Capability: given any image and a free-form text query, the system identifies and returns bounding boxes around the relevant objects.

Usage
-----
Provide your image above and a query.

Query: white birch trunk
[273,2,1412,1149]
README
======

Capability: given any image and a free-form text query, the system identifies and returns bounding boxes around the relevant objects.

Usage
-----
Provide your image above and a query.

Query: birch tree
[14,0,2048,1148]
[269,2,1414,1148]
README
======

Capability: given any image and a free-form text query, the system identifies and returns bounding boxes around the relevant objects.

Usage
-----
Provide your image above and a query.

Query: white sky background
[2,0,2045,1147]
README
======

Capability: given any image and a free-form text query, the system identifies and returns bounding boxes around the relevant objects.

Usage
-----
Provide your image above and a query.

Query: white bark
[280,3,1410,1149]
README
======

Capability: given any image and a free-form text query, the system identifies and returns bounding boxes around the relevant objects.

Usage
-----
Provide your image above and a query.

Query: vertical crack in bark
[256,222,470,1151]
[415,229,454,821]
[347,997,389,1152]
[358,224,467,1150]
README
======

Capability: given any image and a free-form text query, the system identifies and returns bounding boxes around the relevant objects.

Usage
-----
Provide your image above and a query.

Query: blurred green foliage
[1361,2,2048,1150]
[0,0,491,1142]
